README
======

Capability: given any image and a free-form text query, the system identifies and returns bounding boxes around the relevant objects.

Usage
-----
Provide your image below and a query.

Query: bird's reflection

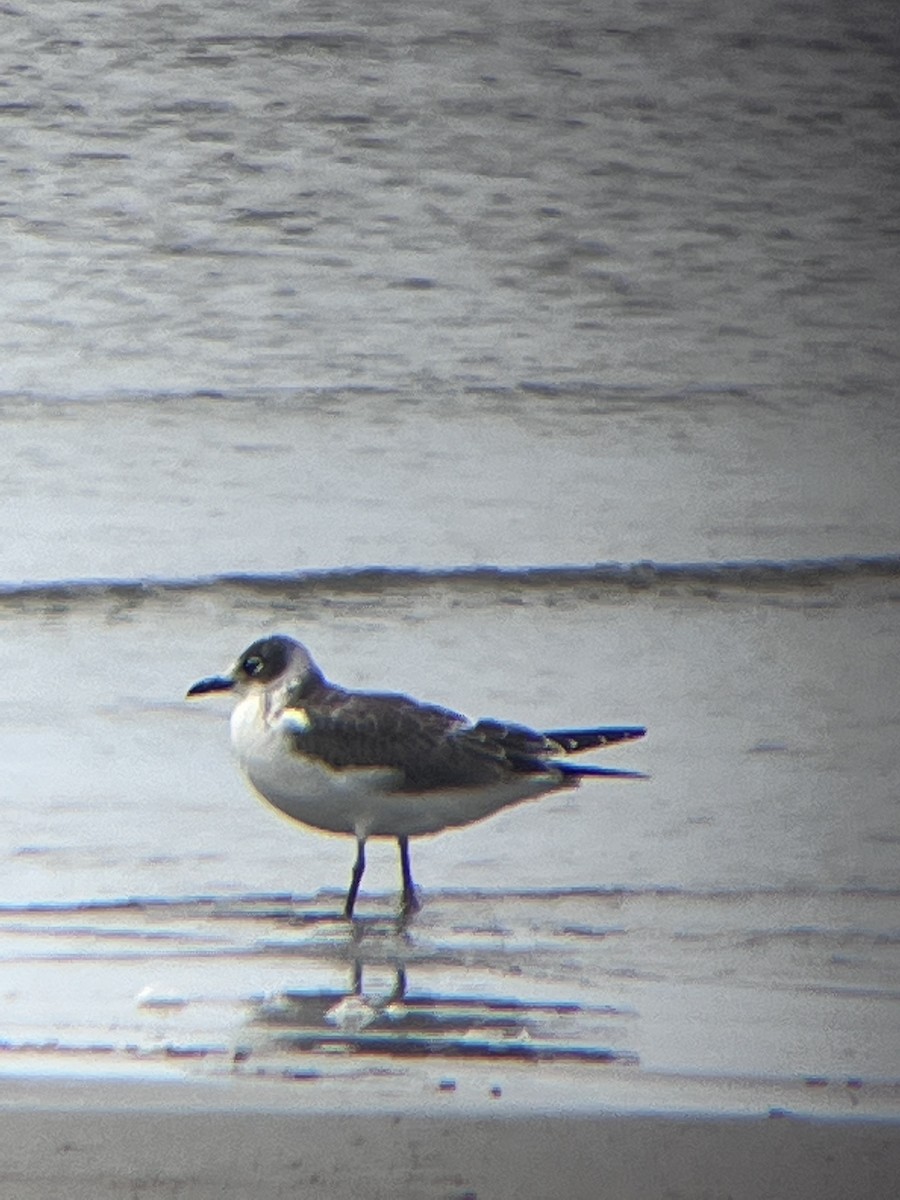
[250,955,635,1063]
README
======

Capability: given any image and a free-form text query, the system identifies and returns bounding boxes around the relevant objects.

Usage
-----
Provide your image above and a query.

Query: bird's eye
[243,654,265,676]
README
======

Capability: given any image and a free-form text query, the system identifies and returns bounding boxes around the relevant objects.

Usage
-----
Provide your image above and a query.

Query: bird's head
[186,634,322,700]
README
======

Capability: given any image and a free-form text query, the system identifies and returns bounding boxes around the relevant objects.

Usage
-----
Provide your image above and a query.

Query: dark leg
[345,837,366,918]
[398,835,420,916]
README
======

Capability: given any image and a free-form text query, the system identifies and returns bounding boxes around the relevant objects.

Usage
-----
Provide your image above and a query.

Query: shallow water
[0,0,898,1104]
[1,886,898,1088]
[3,390,899,583]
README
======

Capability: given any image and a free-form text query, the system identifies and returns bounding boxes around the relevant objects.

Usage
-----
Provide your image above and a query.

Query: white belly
[229,692,570,840]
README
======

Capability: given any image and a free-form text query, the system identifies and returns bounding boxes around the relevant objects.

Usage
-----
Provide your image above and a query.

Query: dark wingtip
[546,726,647,753]
[186,675,234,699]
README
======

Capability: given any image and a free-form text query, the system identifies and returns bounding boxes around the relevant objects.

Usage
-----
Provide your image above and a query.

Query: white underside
[229,691,571,840]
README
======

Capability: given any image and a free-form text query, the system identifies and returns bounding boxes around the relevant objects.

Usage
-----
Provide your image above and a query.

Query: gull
[187,634,645,918]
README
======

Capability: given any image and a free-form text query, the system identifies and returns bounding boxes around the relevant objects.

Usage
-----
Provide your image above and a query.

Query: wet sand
[1,1075,899,1200]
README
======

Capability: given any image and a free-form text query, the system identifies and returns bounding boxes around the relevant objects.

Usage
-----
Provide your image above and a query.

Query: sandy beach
[0,1073,898,1200]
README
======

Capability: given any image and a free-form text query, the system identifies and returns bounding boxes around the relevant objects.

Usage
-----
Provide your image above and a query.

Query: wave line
[1,554,899,602]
